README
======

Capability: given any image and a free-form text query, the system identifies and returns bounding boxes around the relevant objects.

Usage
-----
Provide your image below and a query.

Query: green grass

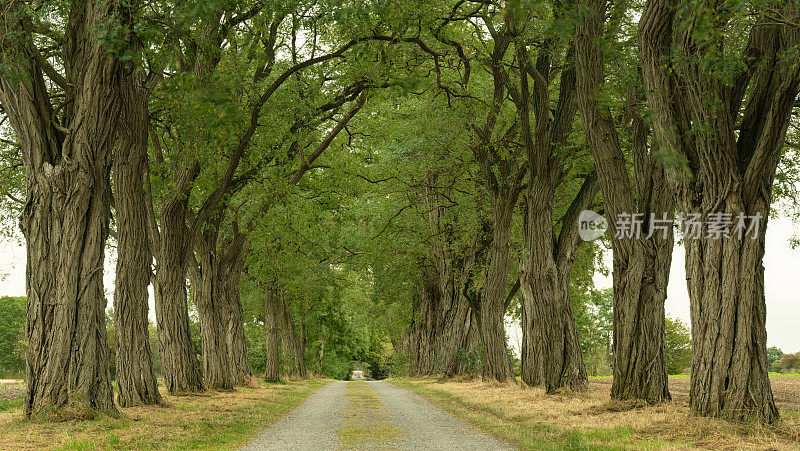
[0,397,23,412]
[155,380,329,450]
[0,379,329,450]
[390,379,669,450]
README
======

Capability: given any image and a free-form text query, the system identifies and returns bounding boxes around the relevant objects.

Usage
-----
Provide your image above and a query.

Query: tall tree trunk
[519,174,597,392]
[317,338,327,375]
[686,192,778,421]
[192,229,233,390]
[21,156,117,418]
[219,233,252,385]
[576,0,672,404]
[479,207,515,382]
[264,287,281,382]
[509,5,593,393]
[277,292,307,378]
[0,0,123,418]
[410,273,438,375]
[521,254,587,393]
[431,290,474,376]
[638,0,799,422]
[607,229,672,403]
[153,191,205,394]
[113,73,163,407]
[421,176,480,377]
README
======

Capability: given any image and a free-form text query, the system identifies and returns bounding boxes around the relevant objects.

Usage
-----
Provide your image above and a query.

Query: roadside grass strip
[391,378,800,450]
[0,379,329,450]
[338,381,403,450]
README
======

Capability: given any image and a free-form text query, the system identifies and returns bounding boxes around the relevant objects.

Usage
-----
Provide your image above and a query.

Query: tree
[778,353,800,372]
[0,0,135,417]
[113,43,163,406]
[576,0,673,404]
[638,0,799,423]
[509,0,599,392]
[665,317,691,375]
[767,347,783,371]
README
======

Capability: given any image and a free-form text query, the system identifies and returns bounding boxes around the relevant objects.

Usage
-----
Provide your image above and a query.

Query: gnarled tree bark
[218,231,252,385]
[508,11,597,391]
[638,0,799,422]
[263,286,281,382]
[478,204,517,382]
[420,174,482,377]
[191,223,234,391]
[576,0,674,404]
[277,291,307,378]
[410,269,439,375]
[151,164,205,394]
[113,70,163,407]
[0,0,124,417]
[520,174,597,392]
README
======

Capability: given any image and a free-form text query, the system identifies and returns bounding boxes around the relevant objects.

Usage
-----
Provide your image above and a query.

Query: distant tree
[573,288,613,377]
[0,296,25,376]
[778,353,800,372]
[767,347,784,371]
[665,317,692,375]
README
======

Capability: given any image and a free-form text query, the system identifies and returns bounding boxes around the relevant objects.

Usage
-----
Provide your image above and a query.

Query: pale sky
[592,216,800,354]
[1,217,799,354]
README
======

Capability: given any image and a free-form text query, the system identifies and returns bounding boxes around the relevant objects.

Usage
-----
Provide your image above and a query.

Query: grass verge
[390,377,800,450]
[0,378,329,450]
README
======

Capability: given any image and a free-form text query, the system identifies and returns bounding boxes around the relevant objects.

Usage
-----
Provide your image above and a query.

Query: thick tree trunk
[684,193,777,421]
[431,290,474,376]
[21,159,117,418]
[520,196,587,391]
[410,274,439,376]
[113,74,163,407]
[0,0,123,418]
[219,234,252,385]
[264,288,281,382]
[638,0,799,421]
[317,339,327,375]
[154,196,205,394]
[608,237,672,403]
[519,168,598,393]
[277,292,307,378]
[421,177,480,377]
[479,208,514,382]
[192,229,234,390]
[576,0,672,404]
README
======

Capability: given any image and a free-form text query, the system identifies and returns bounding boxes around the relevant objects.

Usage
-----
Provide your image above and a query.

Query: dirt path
[242,380,512,450]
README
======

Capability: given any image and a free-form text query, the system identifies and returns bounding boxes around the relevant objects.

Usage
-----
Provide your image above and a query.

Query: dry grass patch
[0,378,329,450]
[391,377,800,450]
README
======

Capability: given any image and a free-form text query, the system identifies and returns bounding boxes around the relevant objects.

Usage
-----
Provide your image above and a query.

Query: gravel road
[242,381,348,450]
[242,380,513,450]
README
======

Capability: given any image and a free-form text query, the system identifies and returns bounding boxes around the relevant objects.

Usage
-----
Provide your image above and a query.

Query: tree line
[0,0,797,425]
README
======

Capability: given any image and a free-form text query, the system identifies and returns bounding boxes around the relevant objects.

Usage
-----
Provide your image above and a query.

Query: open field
[0,379,328,450]
[592,376,800,413]
[392,377,800,450]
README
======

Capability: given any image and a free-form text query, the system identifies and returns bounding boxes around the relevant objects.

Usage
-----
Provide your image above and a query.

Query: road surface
[242,380,513,450]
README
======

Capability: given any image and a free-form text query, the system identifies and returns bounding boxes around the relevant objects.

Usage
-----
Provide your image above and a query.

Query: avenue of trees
[0,0,798,425]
